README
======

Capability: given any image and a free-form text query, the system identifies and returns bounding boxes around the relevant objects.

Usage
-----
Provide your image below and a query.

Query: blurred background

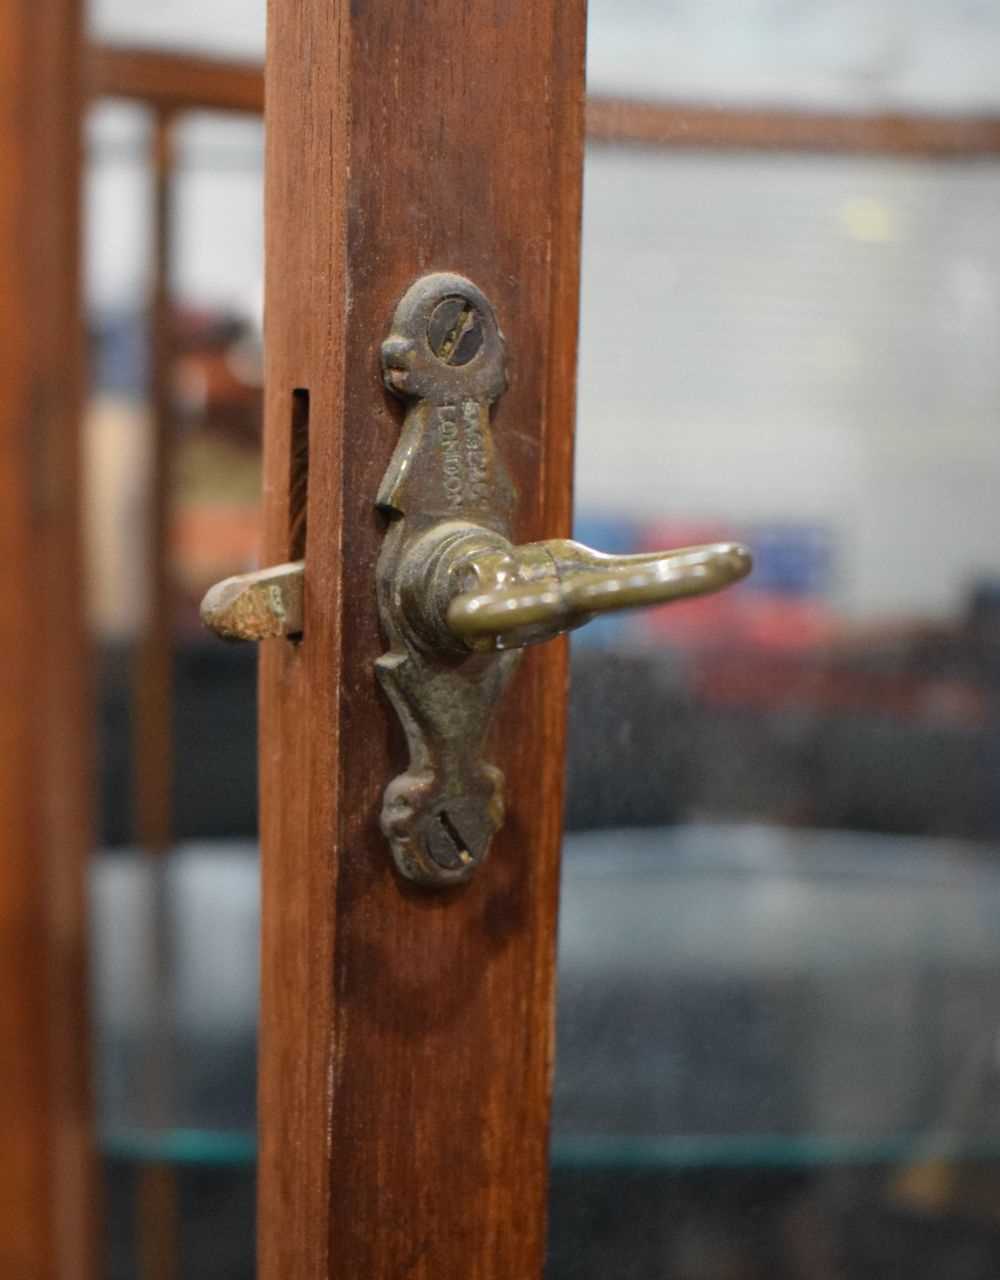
[84,1,1000,1276]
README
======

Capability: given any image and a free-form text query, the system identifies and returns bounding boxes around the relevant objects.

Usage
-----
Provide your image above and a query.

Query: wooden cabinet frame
[0,2,94,1277]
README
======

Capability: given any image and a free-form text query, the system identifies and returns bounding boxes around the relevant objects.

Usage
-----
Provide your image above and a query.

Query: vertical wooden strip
[134,109,176,861]
[134,108,180,1280]
[0,1,96,1277]
[259,2,587,1277]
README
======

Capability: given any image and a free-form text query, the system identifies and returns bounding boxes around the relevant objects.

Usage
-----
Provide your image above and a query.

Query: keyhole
[439,810,471,862]
[425,808,473,871]
[423,800,492,874]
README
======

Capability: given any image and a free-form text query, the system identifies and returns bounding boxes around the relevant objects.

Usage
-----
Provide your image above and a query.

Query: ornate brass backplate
[375,273,519,886]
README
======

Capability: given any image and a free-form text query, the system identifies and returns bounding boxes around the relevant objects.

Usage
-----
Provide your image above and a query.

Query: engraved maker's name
[438,400,490,509]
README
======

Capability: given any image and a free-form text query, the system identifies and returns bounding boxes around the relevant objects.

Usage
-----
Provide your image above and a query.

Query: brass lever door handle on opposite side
[199,273,752,886]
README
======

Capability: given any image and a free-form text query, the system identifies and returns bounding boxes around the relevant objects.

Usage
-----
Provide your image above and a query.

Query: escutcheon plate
[375,273,519,886]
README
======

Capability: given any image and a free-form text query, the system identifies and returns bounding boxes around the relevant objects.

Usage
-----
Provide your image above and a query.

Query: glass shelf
[94,829,1000,1174]
[551,1134,1000,1172]
[102,1127,256,1168]
[100,1127,1000,1172]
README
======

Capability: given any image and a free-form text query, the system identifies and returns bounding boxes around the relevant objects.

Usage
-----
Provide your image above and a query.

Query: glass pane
[85,6,1000,1280]
[552,17,1000,1280]
[588,0,1000,111]
[86,102,263,1278]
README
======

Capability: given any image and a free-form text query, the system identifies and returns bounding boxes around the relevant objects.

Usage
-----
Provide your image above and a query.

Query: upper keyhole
[427,296,484,366]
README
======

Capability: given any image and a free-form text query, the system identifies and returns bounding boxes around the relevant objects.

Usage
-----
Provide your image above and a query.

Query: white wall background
[576,150,1000,618]
[86,107,264,316]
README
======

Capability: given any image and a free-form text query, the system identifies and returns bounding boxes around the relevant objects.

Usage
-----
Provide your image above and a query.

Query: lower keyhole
[438,811,472,865]
[424,807,474,872]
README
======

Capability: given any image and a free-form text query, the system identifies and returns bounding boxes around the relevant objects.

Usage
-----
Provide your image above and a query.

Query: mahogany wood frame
[256,2,584,1276]
[0,2,95,1277]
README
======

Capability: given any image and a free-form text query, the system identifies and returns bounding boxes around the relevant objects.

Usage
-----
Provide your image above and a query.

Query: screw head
[424,800,492,872]
[427,296,484,366]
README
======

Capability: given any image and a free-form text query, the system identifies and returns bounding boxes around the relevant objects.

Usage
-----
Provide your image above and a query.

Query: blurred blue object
[89,308,148,397]
[741,522,834,598]
[570,513,643,649]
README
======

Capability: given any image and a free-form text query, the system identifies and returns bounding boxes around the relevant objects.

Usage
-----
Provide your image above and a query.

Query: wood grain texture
[258,2,585,1277]
[0,1,96,1277]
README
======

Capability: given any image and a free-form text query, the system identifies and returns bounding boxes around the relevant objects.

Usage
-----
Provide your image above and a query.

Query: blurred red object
[637,519,838,653]
[637,520,746,648]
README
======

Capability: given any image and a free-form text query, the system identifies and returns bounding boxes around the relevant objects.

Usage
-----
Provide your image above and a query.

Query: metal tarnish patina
[376,273,753,886]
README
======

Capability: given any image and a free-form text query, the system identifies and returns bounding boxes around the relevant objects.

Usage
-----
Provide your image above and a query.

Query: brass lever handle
[446,539,751,651]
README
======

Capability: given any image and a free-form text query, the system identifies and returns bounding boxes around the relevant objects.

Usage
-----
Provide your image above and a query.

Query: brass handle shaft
[446,540,751,647]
